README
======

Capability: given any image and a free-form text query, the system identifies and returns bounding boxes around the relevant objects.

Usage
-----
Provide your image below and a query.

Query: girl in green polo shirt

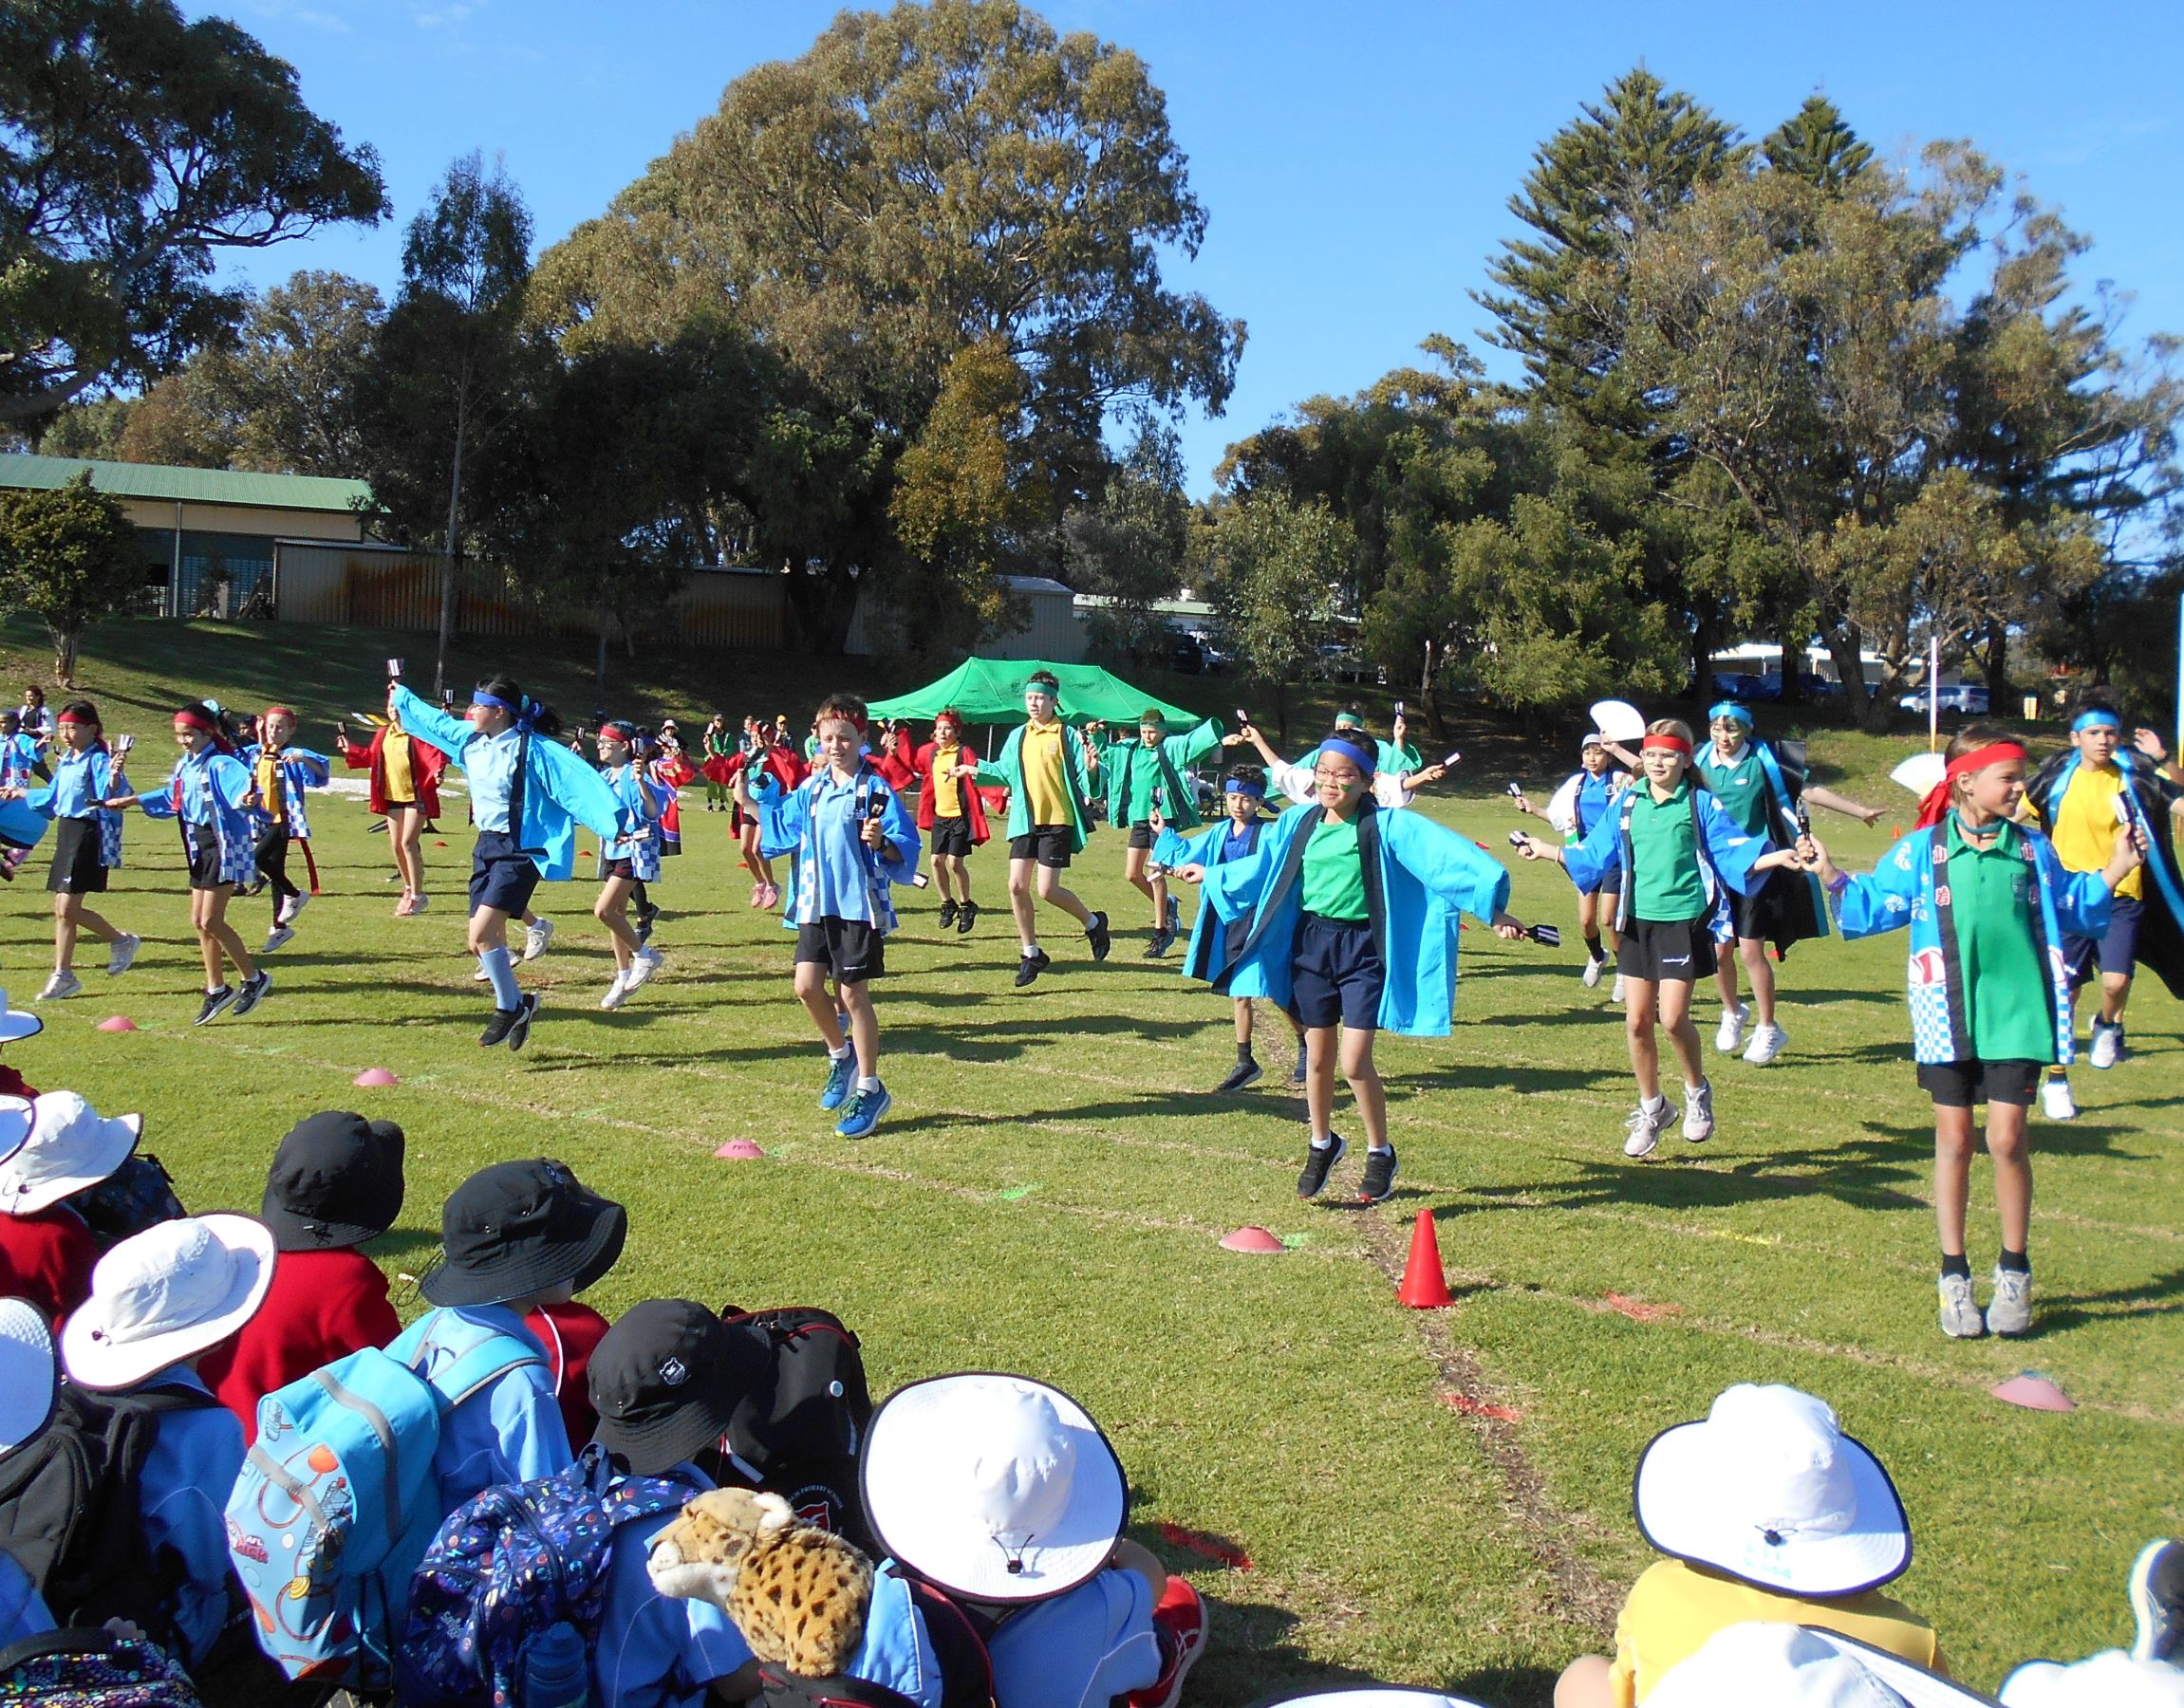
[1811,725,2140,1340]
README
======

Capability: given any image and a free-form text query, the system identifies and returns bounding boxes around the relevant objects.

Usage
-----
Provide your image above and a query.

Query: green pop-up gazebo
[867,659,1200,729]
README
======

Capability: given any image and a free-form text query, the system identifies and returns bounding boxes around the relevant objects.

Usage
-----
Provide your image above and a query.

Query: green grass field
[2,619,2176,1705]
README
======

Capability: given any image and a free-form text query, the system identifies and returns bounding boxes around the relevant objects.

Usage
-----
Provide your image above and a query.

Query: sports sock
[1585,933,1605,962]
[828,1042,852,1062]
[855,1075,882,1093]
[1236,1042,1255,1065]
[1021,942,1040,956]
[1641,1093,1668,1114]
[1939,1253,1972,1280]
[1684,1079,1707,1095]
[1308,1133,1333,1149]
[1366,1142,1391,1154]
[1998,1247,2030,1274]
[480,946,520,1009]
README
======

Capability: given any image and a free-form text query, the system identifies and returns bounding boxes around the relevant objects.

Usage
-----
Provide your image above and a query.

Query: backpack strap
[0,1628,132,1671]
[397,1313,545,1410]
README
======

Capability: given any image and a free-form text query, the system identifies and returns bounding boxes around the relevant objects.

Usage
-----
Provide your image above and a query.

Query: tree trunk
[1776,619,1803,706]
[1819,624,1885,733]
[1983,617,2009,697]
[781,564,859,654]
[1691,608,1718,707]
[596,613,608,688]
[434,385,470,699]
[49,625,75,687]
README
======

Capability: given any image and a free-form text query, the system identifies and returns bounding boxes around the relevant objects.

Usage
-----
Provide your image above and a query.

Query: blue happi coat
[21,743,126,866]
[598,761,664,883]
[1834,820,2110,1066]
[756,761,922,933]
[1190,799,1511,1037]
[1563,782,1765,935]
[140,746,259,886]
[1152,814,1268,976]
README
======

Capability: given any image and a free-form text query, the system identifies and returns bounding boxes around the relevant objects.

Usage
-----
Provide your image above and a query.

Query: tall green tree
[0,472,144,681]
[1761,95,1875,189]
[0,0,386,432]
[1201,492,1353,742]
[1063,418,1190,666]
[349,155,538,695]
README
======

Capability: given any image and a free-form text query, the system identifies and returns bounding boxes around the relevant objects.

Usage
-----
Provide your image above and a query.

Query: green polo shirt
[1628,781,1708,921]
[1697,744,1770,837]
[1301,814,1370,920]
[1944,813,2053,1063]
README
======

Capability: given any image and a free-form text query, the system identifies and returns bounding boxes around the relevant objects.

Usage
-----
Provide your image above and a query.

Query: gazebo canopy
[867,659,1201,728]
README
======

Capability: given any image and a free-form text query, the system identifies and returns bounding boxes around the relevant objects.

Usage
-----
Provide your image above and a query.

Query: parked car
[1898,684,1990,715]
[1168,635,1205,675]
[1316,644,1388,685]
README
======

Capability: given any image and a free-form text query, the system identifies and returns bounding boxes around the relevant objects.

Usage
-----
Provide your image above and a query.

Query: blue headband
[2073,709,2121,733]
[472,691,516,712]
[1316,735,1377,776]
[1708,701,1754,729]
[1223,774,1267,798]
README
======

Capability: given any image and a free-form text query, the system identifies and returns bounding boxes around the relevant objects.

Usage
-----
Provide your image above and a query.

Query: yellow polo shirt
[1021,721,1068,827]
[2032,764,2138,901]
[932,743,963,819]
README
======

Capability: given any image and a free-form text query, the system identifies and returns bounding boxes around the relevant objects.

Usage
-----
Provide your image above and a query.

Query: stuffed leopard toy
[646,1487,875,1677]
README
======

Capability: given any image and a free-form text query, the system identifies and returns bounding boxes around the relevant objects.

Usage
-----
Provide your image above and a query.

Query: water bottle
[522,1621,589,1708]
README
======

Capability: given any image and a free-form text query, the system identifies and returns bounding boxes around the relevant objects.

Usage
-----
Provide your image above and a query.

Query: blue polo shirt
[1574,771,1617,838]
[986,1568,1161,1708]
[462,728,527,834]
[593,1463,750,1708]
[407,1305,571,1513]
[134,1367,246,1669]
[36,747,111,819]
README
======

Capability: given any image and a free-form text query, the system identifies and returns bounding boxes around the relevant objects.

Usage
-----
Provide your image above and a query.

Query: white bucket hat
[0,1090,142,1216]
[1634,1384,1911,1597]
[861,1373,1127,1604]
[0,1298,57,1455]
[1273,1694,1493,1708]
[0,991,41,1046]
[2001,1652,2184,1708]
[1650,1624,1995,1707]
[61,1215,275,1390]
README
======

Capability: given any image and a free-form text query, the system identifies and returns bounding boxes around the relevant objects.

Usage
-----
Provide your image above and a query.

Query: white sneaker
[2089,1022,2123,1069]
[1938,1272,1985,1339]
[1714,1003,1750,1055]
[624,945,663,990]
[278,891,309,925]
[1581,956,1603,989]
[1986,1265,2033,1337]
[262,925,295,954]
[598,973,630,1011]
[2040,1076,2078,1122]
[106,934,141,976]
[36,970,82,1001]
[1742,1021,1787,1066]
[523,918,554,961]
[474,965,492,982]
[1682,1081,1714,1143]
[1623,1099,1673,1159]
[410,892,429,913]
[1610,972,1626,1004]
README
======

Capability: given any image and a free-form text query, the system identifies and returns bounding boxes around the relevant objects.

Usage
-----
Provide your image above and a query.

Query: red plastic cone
[1397,1209,1453,1308]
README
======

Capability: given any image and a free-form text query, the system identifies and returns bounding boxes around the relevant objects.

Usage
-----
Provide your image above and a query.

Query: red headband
[55,711,97,727]
[263,704,295,721]
[173,708,219,734]
[817,709,868,733]
[1914,742,2028,829]
[1641,733,1692,755]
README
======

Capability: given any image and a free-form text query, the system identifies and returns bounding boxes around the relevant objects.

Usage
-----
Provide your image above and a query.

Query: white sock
[1642,1093,1668,1113]
[1021,943,1041,957]
[1367,1142,1392,1154]
[1685,1079,1707,1096]
[829,1043,852,1061]
[856,1075,882,1093]
[1309,1134,1334,1150]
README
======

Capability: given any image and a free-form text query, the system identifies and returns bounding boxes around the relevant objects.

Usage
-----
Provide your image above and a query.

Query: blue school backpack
[222,1310,542,1692]
[396,1443,691,1708]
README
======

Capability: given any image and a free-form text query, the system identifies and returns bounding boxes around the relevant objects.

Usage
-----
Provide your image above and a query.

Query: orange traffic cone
[1397,1209,1453,1309]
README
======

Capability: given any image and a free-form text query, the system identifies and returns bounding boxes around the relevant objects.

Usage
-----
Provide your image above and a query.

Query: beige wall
[118,497,366,543]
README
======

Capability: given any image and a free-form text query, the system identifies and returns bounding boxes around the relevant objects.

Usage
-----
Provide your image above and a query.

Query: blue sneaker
[818,1053,856,1110]
[835,1082,891,1139]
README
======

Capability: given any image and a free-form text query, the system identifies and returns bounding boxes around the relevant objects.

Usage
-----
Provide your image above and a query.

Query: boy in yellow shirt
[976,671,1111,987]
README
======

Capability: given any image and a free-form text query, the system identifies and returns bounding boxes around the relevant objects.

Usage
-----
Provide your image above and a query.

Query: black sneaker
[1086,911,1111,961]
[479,1005,523,1047]
[2131,1537,2184,1664]
[938,899,960,930]
[1142,926,1169,958]
[636,902,659,945]
[195,986,236,1026]
[506,993,540,1052]
[230,969,272,1017]
[1292,1049,1308,1085]
[1358,1144,1399,1204]
[1215,1057,1262,1093]
[1014,948,1052,988]
[957,900,979,936]
[1297,1134,1347,1197]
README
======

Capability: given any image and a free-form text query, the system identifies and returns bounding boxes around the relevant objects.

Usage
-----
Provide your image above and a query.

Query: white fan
[1889,752,1947,797]
[1589,699,1647,743]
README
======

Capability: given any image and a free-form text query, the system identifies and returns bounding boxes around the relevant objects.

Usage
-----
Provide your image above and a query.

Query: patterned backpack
[0,1628,201,1706]
[398,1443,692,1708]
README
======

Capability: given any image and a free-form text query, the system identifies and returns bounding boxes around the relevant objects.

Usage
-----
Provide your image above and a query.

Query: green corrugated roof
[0,454,372,514]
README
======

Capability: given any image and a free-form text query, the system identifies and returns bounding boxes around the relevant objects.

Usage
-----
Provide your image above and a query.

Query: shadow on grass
[2021,1266,2184,1334]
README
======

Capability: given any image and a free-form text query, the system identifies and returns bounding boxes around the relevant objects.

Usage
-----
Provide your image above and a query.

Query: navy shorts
[470,829,542,917]
[2063,896,2142,989]
[1916,1057,2041,1108]
[1290,913,1383,1030]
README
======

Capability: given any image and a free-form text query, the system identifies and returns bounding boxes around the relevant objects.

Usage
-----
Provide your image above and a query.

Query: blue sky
[201,0,2183,495]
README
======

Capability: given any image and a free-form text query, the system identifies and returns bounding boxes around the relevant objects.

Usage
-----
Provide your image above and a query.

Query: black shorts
[469,829,543,917]
[930,816,974,860]
[2064,896,2142,988]
[602,857,637,882]
[184,824,229,891]
[1126,821,1156,851]
[47,817,105,895]
[1290,913,1383,1030]
[1730,865,1784,940]
[1009,826,1073,868]
[794,916,887,985]
[1617,916,1718,984]
[1917,1057,2041,1109]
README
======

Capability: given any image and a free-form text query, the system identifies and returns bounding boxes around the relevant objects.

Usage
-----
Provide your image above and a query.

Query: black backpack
[64,1153,188,1252]
[755,1571,998,1708]
[0,1382,223,1648]
[719,1307,875,1550]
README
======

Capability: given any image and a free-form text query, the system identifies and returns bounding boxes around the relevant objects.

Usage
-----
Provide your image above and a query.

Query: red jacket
[528,1299,611,1451]
[0,1067,36,1100]
[872,749,921,795]
[199,1246,401,1441]
[913,740,990,844]
[0,1203,97,1325]
[340,723,446,818]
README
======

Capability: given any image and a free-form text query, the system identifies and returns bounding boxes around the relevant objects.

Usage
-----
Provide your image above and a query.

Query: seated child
[0,1090,143,1323]
[199,1109,405,1439]
[0,1296,59,1646]
[1555,1383,1942,1706]
[530,1295,611,1451]
[860,1372,1204,1708]
[2000,1535,2184,1704]
[0,987,41,1100]
[59,1214,276,1670]
[1642,1622,1975,1706]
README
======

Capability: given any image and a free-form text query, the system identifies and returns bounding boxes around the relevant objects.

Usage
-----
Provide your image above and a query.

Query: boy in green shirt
[1087,708,1223,956]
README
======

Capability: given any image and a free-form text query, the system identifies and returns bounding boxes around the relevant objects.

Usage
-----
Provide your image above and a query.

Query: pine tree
[1762,96,1874,190]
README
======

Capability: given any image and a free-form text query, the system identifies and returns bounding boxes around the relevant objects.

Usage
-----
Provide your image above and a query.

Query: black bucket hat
[261,1111,407,1253]
[420,1159,627,1308]
[588,1299,769,1476]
